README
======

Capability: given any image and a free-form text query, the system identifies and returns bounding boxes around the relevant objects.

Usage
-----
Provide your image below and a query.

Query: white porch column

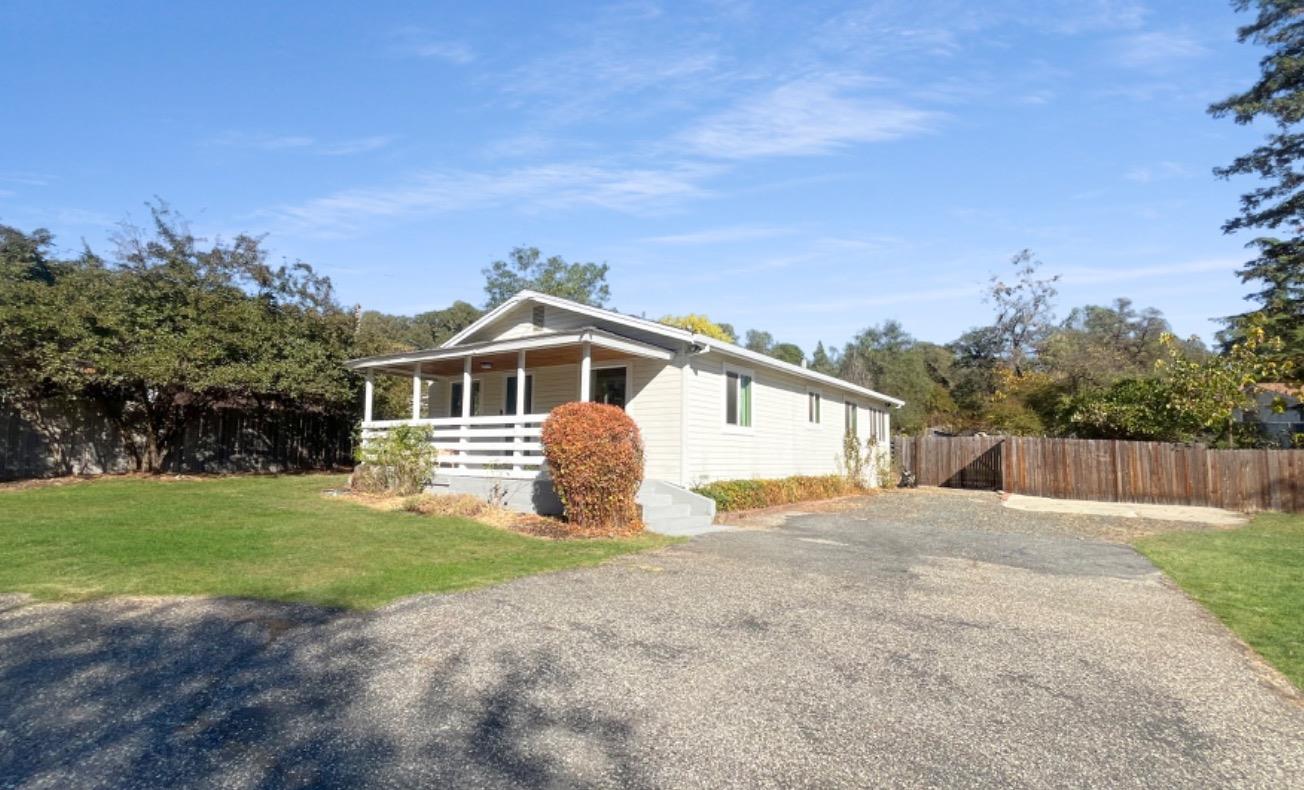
[411,364,422,420]
[461,356,473,418]
[515,349,527,471]
[363,372,374,423]
[460,356,472,470]
[579,341,592,402]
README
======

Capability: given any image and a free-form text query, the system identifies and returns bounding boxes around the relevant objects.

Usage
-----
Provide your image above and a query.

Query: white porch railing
[360,415,548,480]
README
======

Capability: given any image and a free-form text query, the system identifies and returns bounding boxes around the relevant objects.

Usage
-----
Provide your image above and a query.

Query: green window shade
[739,375,752,427]
[725,371,752,427]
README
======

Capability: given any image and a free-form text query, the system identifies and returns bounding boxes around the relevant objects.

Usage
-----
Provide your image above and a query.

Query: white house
[347,291,903,532]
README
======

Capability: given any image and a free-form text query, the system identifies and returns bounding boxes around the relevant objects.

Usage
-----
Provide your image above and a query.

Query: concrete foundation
[431,475,563,515]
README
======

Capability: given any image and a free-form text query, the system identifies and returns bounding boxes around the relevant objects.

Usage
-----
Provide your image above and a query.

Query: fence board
[893,434,1302,513]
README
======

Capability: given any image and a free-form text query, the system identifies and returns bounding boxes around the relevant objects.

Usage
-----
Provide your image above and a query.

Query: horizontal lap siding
[684,354,885,484]
[626,359,681,482]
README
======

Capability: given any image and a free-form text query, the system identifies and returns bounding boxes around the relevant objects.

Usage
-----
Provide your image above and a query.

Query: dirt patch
[330,490,643,540]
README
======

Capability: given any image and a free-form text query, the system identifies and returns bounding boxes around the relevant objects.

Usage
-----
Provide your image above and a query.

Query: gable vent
[531,305,546,329]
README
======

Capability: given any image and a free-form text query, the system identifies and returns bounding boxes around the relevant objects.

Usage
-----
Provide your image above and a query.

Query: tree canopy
[482,246,610,309]
[0,204,357,470]
[1210,0,1304,372]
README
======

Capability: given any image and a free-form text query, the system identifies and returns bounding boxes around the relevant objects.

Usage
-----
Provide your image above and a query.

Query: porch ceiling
[347,327,677,378]
[407,344,632,378]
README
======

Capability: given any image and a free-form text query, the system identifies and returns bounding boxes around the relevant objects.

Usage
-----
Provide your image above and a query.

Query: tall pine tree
[1210,0,1304,369]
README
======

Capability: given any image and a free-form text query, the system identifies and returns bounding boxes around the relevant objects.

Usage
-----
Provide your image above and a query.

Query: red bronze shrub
[541,402,645,534]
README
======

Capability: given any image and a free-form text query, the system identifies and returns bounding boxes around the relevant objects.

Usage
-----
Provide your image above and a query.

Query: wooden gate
[893,436,1004,490]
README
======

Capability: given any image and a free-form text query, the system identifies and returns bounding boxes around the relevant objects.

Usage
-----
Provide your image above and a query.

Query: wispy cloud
[680,76,941,159]
[265,162,720,236]
[1059,257,1237,286]
[209,132,394,156]
[641,225,794,245]
[1123,161,1190,183]
[1113,30,1207,69]
[387,27,475,64]
[0,172,56,187]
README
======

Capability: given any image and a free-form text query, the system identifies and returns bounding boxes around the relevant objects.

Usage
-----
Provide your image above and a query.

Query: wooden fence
[892,435,1304,513]
[1,406,354,480]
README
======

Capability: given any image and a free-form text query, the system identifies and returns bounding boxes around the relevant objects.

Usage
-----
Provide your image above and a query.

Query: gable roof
[444,290,905,408]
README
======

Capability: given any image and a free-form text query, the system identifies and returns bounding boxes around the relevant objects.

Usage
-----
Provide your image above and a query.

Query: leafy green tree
[740,328,803,366]
[809,341,839,375]
[769,342,805,366]
[836,321,955,434]
[482,246,610,309]
[743,329,774,354]
[1061,377,1200,441]
[351,301,483,418]
[658,314,736,342]
[0,205,356,471]
[1156,323,1291,447]
[1040,298,1193,394]
[1210,1,1304,373]
[412,300,482,346]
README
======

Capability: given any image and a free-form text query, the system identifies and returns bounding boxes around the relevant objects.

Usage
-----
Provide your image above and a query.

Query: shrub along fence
[893,435,1303,513]
[0,405,354,480]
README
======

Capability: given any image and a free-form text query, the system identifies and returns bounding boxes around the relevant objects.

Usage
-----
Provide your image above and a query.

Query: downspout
[679,337,712,487]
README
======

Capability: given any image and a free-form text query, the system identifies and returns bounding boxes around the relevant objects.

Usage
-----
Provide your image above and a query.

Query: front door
[591,367,627,409]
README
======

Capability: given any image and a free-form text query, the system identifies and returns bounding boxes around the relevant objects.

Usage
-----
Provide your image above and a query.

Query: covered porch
[350,328,675,480]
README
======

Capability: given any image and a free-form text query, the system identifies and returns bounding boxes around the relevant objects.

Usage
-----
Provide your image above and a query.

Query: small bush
[400,493,493,518]
[352,424,438,496]
[541,402,645,534]
[693,474,866,512]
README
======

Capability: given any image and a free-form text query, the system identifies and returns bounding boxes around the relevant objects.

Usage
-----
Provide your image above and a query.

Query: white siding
[683,352,891,485]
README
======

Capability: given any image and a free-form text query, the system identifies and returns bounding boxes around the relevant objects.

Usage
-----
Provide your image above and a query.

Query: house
[346,290,904,532]
[1245,383,1303,448]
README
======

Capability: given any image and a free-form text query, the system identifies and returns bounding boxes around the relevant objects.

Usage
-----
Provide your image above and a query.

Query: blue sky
[0,0,1272,351]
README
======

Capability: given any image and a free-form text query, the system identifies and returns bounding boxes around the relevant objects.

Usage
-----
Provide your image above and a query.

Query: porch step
[641,503,691,521]
[645,514,725,537]
[636,492,673,509]
[637,480,719,537]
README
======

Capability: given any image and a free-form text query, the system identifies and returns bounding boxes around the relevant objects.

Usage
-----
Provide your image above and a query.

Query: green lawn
[1134,512,1304,689]
[0,474,672,609]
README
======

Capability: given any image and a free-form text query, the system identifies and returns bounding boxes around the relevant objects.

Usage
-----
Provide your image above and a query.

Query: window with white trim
[844,401,857,436]
[450,380,481,417]
[807,391,821,424]
[725,369,753,427]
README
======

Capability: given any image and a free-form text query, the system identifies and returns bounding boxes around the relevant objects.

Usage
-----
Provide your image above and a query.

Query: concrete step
[636,492,673,508]
[641,503,691,521]
[644,514,727,537]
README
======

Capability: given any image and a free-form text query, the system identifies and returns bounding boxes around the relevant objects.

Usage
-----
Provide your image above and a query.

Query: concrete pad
[1003,493,1247,526]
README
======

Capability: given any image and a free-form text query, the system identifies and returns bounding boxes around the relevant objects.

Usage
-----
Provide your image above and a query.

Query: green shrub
[693,474,866,512]
[541,402,645,534]
[351,424,438,496]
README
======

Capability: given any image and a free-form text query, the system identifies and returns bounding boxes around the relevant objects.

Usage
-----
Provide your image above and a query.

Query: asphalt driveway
[2,490,1302,788]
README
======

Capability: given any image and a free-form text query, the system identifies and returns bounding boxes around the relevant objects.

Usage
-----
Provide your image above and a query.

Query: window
[808,391,821,424]
[504,374,534,414]
[531,305,546,329]
[591,367,627,409]
[450,380,481,417]
[726,369,753,427]
[844,401,857,436]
